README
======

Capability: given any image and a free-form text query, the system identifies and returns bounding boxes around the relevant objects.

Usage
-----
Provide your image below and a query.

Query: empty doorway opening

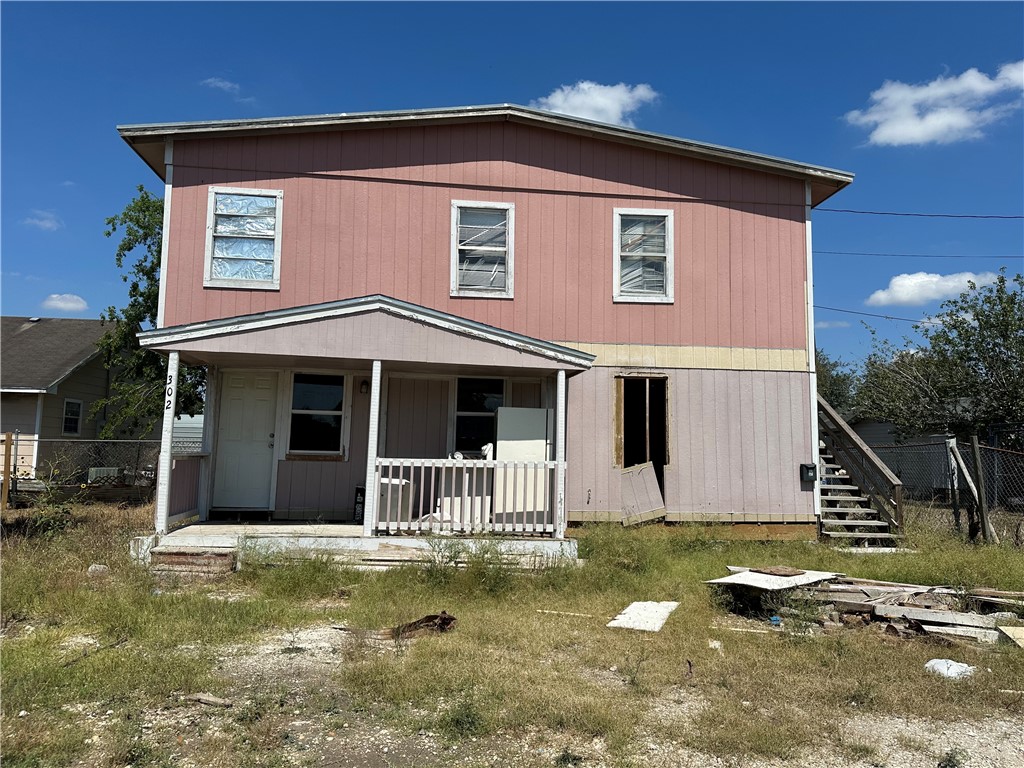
[621,377,668,493]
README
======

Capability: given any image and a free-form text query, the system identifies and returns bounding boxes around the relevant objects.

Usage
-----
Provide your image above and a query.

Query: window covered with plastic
[206,188,283,288]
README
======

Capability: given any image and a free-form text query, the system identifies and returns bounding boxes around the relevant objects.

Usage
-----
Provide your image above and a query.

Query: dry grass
[2,502,1022,766]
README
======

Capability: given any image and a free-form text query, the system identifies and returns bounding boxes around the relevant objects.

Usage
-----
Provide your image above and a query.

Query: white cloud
[201,76,255,105]
[845,61,1024,146]
[42,293,88,312]
[530,81,658,127]
[60,180,76,188]
[23,209,64,231]
[200,77,241,95]
[815,320,851,329]
[865,271,998,307]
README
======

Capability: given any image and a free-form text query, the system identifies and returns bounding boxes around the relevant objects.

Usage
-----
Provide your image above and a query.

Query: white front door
[213,371,278,509]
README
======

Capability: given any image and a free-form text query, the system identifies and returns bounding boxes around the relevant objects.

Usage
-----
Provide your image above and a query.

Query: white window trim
[450,200,515,299]
[204,186,284,290]
[613,208,674,304]
[62,398,83,436]
[286,371,353,459]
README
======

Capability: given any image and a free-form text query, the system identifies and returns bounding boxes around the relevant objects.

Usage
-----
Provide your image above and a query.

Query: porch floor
[150,521,577,561]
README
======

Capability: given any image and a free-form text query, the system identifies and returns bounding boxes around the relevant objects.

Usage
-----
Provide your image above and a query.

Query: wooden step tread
[821,531,900,540]
[821,497,870,505]
[820,484,862,492]
[821,519,890,528]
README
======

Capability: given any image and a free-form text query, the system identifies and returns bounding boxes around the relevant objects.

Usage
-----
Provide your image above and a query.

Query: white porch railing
[374,458,558,535]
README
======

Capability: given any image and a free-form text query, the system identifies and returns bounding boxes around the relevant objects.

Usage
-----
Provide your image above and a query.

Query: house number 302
[165,374,176,410]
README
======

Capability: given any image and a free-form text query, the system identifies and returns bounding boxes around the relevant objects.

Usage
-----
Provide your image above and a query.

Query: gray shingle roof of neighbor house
[117,103,855,206]
[1,317,107,392]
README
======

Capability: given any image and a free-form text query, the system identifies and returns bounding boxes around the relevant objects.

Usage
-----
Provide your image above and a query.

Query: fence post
[945,436,960,533]
[970,435,999,545]
[1,432,12,513]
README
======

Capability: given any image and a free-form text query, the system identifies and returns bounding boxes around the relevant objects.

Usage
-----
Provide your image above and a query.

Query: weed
[620,644,653,693]
[462,540,515,596]
[439,695,487,739]
[423,536,465,586]
[554,746,585,766]
[938,748,969,768]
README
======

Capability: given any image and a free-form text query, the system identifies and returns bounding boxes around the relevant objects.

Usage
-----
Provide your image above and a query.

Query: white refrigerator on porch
[493,407,553,528]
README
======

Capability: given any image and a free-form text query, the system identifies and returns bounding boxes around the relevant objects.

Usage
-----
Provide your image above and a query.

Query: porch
[145,296,593,542]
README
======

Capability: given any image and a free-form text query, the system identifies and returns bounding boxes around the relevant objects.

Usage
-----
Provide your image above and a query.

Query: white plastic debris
[925,658,977,679]
[708,639,724,656]
[607,601,679,632]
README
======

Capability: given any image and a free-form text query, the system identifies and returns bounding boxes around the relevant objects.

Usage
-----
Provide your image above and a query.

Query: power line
[814,305,942,325]
[816,250,1019,259]
[817,208,1023,219]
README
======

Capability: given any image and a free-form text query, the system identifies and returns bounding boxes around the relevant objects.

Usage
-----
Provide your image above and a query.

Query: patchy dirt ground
[49,620,1024,768]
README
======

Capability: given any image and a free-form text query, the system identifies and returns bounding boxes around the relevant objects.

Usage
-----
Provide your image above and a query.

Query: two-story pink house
[119,105,853,542]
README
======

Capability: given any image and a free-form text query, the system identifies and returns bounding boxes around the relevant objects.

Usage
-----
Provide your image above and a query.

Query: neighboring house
[118,104,854,536]
[849,418,951,499]
[1,316,110,477]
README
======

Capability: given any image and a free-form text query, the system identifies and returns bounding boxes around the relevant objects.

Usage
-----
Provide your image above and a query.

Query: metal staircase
[817,396,903,547]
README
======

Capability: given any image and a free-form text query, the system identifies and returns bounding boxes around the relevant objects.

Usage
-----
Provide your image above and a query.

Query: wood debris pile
[709,566,1024,646]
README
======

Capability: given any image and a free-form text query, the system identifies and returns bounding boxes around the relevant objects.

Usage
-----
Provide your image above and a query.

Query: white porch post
[804,182,821,519]
[362,360,382,538]
[155,351,180,535]
[555,369,567,539]
[197,365,217,521]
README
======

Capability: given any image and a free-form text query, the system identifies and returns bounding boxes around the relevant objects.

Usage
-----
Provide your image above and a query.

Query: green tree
[856,269,1023,443]
[94,186,204,437]
[815,347,859,416]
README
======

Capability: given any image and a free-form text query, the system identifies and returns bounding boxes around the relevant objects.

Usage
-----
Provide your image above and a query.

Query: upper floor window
[613,209,674,303]
[62,399,82,436]
[451,201,514,298]
[204,187,283,290]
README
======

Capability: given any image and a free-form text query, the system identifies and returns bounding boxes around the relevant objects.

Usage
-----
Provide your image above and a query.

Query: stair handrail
[817,395,904,530]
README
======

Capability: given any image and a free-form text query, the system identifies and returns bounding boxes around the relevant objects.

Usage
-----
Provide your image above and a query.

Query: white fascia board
[138,297,595,369]
[1,388,49,394]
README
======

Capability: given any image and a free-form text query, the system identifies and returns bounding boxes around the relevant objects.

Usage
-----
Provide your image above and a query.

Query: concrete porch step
[150,545,237,576]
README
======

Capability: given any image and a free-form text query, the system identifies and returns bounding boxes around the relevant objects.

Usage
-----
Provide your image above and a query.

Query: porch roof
[138,295,595,372]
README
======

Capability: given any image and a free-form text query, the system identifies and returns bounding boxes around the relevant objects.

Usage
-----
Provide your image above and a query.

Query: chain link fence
[2,436,161,505]
[872,441,1024,512]
[871,440,1024,542]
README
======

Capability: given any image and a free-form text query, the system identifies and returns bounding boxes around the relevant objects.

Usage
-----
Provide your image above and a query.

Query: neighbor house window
[454,378,504,454]
[451,201,514,298]
[204,187,283,289]
[613,209,674,303]
[62,399,82,436]
[289,374,346,455]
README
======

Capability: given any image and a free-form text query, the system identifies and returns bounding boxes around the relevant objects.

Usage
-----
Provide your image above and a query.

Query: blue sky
[2,1,1021,364]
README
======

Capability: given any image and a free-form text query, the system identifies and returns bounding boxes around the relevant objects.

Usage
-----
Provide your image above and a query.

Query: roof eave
[117,104,854,200]
[138,294,596,370]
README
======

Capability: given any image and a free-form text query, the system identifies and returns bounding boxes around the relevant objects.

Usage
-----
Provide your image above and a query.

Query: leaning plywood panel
[621,462,666,525]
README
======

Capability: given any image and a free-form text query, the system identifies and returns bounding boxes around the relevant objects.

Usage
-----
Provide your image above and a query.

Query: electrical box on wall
[799,463,817,483]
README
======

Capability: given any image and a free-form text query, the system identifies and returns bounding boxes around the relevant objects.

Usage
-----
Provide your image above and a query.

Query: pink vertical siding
[567,367,813,517]
[165,123,807,351]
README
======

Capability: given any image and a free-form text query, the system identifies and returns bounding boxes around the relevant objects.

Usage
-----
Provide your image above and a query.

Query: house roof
[1,317,107,393]
[118,103,854,206]
[138,294,595,371]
